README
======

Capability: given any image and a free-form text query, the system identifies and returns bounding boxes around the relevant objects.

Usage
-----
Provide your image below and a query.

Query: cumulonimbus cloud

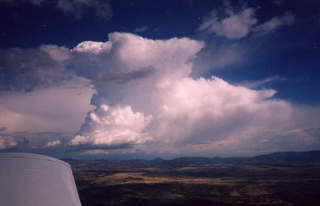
[0,32,319,155]
[64,32,318,155]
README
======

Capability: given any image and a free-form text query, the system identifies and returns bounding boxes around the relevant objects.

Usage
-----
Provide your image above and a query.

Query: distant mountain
[252,151,320,163]
[65,150,320,168]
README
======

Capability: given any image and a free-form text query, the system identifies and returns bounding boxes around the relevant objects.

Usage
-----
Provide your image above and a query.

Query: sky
[0,0,320,159]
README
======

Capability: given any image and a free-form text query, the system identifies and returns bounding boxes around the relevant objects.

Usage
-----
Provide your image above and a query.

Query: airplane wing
[0,153,82,206]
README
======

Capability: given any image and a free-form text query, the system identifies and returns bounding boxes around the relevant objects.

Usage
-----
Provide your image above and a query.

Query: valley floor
[72,161,320,206]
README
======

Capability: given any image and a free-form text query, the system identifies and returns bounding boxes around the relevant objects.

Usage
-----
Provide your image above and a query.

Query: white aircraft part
[0,153,81,206]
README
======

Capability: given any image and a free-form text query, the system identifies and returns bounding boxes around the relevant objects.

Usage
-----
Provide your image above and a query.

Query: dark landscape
[68,151,320,206]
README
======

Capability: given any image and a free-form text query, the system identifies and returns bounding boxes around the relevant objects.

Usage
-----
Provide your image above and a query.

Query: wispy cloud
[253,12,295,36]
[0,0,113,20]
[198,8,257,39]
[239,76,286,89]
[134,26,149,34]
[199,6,295,39]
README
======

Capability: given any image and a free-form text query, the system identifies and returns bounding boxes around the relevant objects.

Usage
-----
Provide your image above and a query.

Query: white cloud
[0,77,94,134]
[41,45,70,62]
[65,32,320,155]
[238,76,286,88]
[253,12,295,36]
[191,44,243,76]
[0,32,319,155]
[73,41,112,54]
[199,7,295,39]
[45,140,61,147]
[71,32,204,83]
[199,8,257,39]
[70,105,152,146]
[0,135,17,150]
[0,43,95,136]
